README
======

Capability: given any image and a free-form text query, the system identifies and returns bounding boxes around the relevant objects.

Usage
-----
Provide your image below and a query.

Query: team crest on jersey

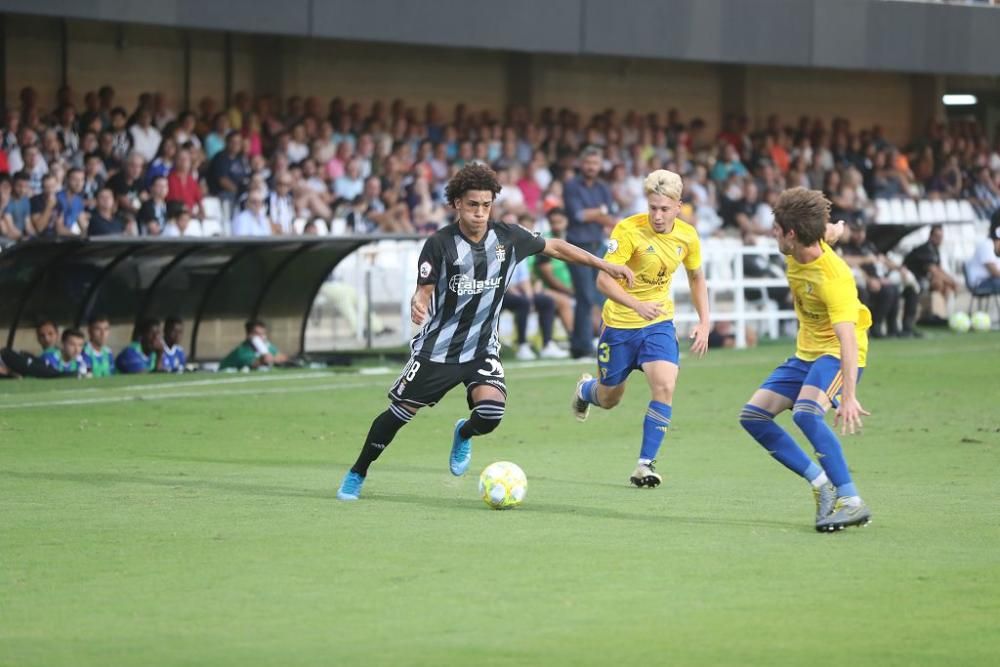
[495,244,506,262]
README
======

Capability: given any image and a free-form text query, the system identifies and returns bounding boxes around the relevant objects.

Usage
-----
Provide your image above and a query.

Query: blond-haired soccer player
[739,187,873,532]
[572,169,710,487]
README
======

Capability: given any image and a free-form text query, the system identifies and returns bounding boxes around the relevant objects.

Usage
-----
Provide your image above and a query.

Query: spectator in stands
[108,151,147,223]
[116,317,163,374]
[231,189,273,236]
[333,157,365,203]
[203,112,228,161]
[965,218,1000,296]
[207,131,249,213]
[166,148,202,219]
[971,166,1000,219]
[128,109,161,163]
[160,316,186,373]
[564,146,615,358]
[0,175,19,240]
[21,144,47,194]
[711,143,749,183]
[904,224,958,315]
[161,201,200,237]
[840,222,917,337]
[108,107,131,162]
[82,314,114,378]
[533,207,576,337]
[220,319,289,370]
[96,130,121,174]
[57,167,89,234]
[503,248,564,360]
[137,176,169,235]
[146,136,176,186]
[88,187,136,236]
[82,152,105,206]
[265,173,296,234]
[29,174,72,237]
[1,172,31,240]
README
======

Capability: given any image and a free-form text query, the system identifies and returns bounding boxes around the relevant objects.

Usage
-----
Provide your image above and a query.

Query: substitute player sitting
[738,187,873,532]
[572,169,710,488]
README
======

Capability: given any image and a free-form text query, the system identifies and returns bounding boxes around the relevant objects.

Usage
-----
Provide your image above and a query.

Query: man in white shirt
[966,218,1000,294]
[231,190,273,236]
[128,109,162,163]
[161,202,203,238]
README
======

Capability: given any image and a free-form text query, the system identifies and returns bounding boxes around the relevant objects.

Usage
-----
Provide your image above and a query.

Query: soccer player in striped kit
[336,164,634,501]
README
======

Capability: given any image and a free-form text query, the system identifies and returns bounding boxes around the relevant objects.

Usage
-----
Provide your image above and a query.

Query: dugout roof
[0,236,417,361]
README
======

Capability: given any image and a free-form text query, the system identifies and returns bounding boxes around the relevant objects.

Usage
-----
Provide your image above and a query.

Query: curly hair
[773,187,830,246]
[444,163,501,207]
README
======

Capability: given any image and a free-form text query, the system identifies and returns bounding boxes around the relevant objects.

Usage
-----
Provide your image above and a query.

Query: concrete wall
[2,0,1000,76]
[3,14,996,144]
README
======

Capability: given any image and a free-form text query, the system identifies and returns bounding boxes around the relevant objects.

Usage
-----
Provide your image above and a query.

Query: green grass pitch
[2,333,999,666]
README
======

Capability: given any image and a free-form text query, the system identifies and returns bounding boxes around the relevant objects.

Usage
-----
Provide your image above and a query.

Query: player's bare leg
[572,374,626,422]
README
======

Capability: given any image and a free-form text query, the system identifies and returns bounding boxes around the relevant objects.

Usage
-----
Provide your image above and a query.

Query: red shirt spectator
[166,149,202,217]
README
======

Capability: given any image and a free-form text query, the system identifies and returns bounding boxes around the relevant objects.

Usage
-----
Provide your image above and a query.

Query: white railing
[305,238,797,351]
[672,239,796,348]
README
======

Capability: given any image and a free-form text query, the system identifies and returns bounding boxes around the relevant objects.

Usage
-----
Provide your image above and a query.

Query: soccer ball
[479,461,527,510]
[948,312,971,333]
[971,311,992,332]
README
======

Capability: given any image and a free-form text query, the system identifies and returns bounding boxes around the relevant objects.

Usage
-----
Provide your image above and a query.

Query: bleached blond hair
[643,169,683,200]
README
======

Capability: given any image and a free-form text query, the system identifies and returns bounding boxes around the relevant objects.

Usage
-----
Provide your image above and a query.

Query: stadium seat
[875,199,893,223]
[944,199,963,222]
[200,219,223,237]
[962,262,1000,318]
[918,200,935,224]
[186,219,204,237]
[292,218,307,235]
[202,197,223,222]
[931,199,947,223]
[329,218,348,235]
[957,200,979,223]
[887,199,906,224]
[901,199,920,224]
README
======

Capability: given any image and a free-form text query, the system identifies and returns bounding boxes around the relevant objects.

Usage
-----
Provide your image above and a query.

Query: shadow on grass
[368,491,805,532]
[2,469,806,532]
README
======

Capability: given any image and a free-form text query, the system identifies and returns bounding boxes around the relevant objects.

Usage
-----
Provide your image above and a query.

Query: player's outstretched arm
[410,284,434,326]
[824,219,846,245]
[832,321,870,435]
[686,267,711,357]
[541,238,634,287]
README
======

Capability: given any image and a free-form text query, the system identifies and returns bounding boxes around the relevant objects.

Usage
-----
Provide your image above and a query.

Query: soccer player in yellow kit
[572,170,711,487]
[738,188,873,532]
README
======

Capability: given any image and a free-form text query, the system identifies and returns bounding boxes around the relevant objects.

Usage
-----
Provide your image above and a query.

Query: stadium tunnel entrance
[0,236,421,361]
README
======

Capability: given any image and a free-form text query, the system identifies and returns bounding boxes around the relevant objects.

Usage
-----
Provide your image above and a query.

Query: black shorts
[388,355,507,409]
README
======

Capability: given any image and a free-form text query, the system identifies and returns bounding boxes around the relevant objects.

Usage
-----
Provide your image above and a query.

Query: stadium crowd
[1,84,999,366]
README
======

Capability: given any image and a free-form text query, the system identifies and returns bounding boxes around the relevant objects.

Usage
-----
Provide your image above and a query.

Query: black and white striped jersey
[410,221,546,362]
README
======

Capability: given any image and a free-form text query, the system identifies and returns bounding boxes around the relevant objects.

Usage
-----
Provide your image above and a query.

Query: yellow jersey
[601,214,702,329]
[786,242,872,366]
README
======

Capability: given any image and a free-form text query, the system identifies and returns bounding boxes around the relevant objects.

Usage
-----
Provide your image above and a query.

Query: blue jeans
[567,242,605,356]
[974,276,1000,295]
